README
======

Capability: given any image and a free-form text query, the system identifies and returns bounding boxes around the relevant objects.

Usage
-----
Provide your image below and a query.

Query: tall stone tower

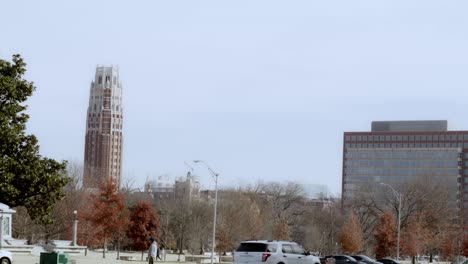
[83,66,123,189]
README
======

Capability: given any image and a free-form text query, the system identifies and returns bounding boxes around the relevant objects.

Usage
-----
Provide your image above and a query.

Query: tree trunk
[103,238,106,258]
[117,240,120,260]
[142,250,144,261]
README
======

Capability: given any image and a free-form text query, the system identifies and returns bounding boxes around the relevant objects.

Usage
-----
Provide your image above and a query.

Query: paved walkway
[11,251,192,264]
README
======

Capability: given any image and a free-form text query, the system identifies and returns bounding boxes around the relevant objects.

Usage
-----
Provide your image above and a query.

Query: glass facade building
[342,121,468,217]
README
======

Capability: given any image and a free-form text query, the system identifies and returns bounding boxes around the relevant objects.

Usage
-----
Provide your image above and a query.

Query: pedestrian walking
[148,237,158,264]
[157,246,163,260]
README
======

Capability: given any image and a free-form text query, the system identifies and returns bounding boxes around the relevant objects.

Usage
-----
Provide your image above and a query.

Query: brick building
[83,66,123,189]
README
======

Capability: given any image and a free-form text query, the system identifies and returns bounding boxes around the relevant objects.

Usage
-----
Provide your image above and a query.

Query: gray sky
[2,1,468,194]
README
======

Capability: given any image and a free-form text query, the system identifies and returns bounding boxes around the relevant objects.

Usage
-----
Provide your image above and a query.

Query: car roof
[241,240,297,244]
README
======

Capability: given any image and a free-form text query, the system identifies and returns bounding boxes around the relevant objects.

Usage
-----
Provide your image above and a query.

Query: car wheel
[0,258,10,264]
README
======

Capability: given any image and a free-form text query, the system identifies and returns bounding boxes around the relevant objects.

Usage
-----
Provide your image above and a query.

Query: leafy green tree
[0,54,69,223]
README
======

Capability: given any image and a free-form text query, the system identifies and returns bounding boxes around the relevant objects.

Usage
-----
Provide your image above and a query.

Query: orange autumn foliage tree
[85,179,129,258]
[374,212,397,259]
[441,233,455,259]
[400,218,430,257]
[339,211,364,254]
[273,218,291,241]
[216,223,235,254]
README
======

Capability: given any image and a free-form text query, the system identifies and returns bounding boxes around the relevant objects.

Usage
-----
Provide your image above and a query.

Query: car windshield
[360,256,375,262]
[236,243,268,252]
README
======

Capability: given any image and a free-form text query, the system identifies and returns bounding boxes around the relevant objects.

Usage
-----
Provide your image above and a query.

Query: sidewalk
[11,251,191,264]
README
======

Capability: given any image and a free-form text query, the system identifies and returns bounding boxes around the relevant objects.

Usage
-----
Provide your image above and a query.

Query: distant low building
[145,175,175,200]
[300,184,330,199]
[174,172,200,202]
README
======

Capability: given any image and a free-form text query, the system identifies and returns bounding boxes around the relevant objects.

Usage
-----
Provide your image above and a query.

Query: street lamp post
[193,160,219,264]
[380,183,401,261]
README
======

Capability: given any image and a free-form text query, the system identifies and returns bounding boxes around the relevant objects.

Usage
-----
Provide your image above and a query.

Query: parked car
[324,255,365,264]
[234,240,320,264]
[320,257,328,264]
[352,255,382,264]
[376,258,401,264]
[0,250,12,264]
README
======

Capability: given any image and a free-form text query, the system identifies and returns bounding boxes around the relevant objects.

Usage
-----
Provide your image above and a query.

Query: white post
[72,210,78,246]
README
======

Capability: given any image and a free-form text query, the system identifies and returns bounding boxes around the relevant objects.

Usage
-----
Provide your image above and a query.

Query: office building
[83,66,123,189]
[342,120,468,215]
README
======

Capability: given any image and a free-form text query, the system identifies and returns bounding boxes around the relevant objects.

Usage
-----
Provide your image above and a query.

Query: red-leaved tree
[340,211,364,254]
[463,235,468,257]
[85,179,129,258]
[127,201,161,260]
[374,212,397,259]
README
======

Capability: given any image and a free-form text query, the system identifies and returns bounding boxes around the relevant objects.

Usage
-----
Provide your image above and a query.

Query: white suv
[234,240,320,264]
[0,250,12,264]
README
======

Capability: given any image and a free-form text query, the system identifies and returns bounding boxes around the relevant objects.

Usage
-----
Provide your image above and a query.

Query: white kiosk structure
[0,203,15,248]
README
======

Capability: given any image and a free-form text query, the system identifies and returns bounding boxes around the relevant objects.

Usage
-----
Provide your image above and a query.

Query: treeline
[11,162,468,260]
[11,162,340,256]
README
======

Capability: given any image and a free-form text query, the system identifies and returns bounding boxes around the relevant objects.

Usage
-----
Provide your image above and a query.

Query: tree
[273,218,291,240]
[0,54,70,223]
[187,200,212,254]
[127,201,161,260]
[309,197,343,255]
[254,182,305,240]
[463,235,468,257]
[85,179,129,258]
[348,180,456,257]
[400,218,429,257]
[340,211,364,254]
[216,223,234,255]
[374,212,397,259]
[169,197,192,255]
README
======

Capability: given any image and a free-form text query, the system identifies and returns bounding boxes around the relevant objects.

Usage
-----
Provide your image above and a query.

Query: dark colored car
[320,257,328,264]
[352,255,382,264]
[325,255,365,264]
[376,259,401,264]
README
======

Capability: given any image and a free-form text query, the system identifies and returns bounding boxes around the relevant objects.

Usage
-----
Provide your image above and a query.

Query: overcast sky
[2,1,468,195]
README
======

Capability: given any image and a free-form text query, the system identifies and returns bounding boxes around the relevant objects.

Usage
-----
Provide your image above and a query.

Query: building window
[98,76,102,84]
